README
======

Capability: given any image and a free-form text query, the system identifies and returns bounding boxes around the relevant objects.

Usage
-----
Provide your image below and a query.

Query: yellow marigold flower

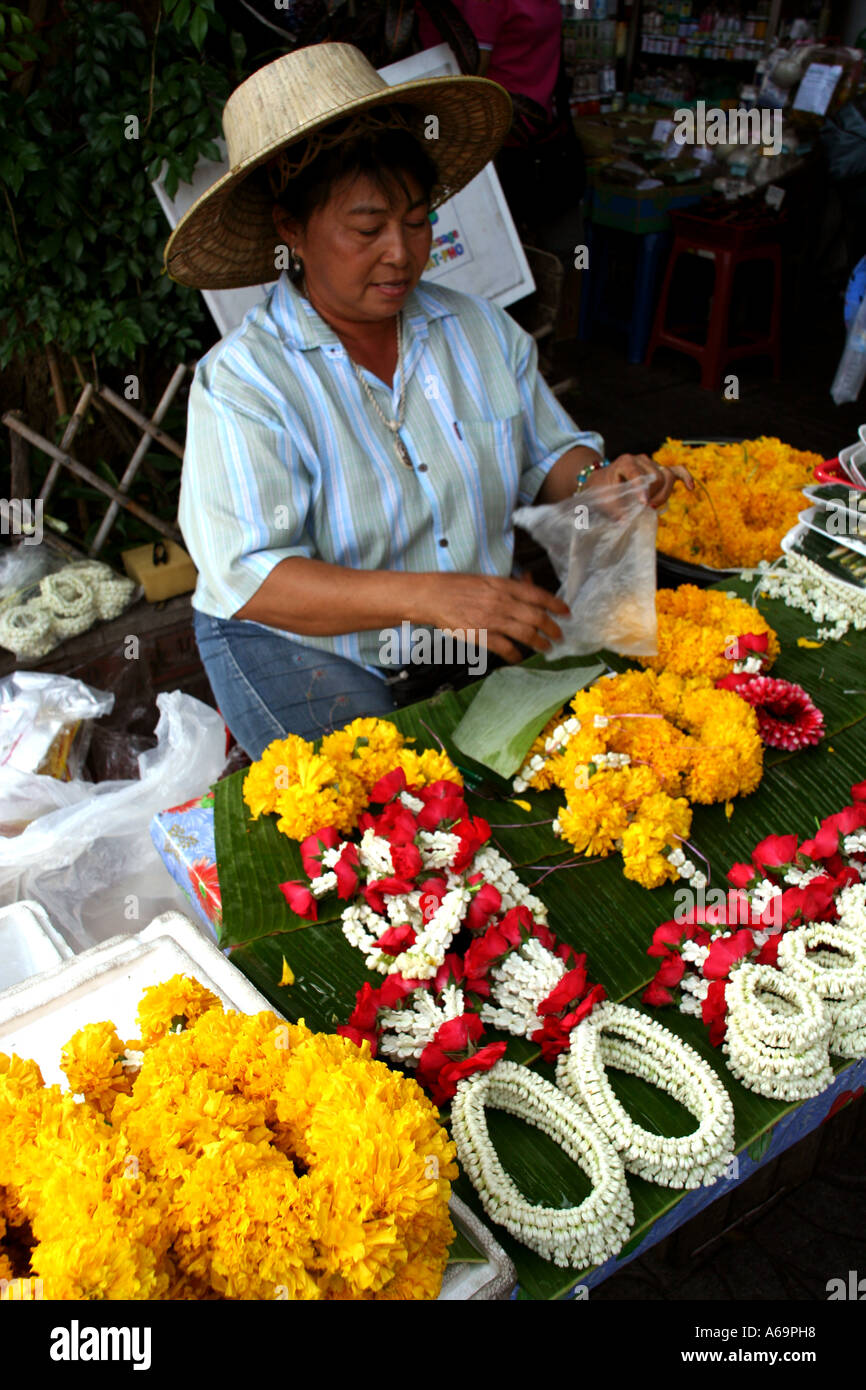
[242,734,310,820]
[654,437,820,568]
[642,585,780,681]
[136,975,222,1046]
[60,1021,133,1116]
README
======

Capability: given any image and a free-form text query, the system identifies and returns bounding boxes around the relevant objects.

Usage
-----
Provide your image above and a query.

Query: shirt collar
[267,271,454,354]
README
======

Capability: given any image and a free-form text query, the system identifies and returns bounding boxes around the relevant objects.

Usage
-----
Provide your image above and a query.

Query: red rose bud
[655,953,686,988]
[852,781,866,802]
[278,879,318,920]
[390,841,423,880]
[334,842,360,900]
[368,767,407,803]
[299,825,342,878]
[703,929,755,980]
[465,881,502,932]
[642,979,674,1008]
[374,923,417,954]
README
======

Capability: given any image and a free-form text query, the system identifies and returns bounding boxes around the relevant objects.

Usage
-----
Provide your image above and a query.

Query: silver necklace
[351,312,412,469]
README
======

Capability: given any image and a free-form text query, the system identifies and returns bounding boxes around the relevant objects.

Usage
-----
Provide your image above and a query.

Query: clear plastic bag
[0,671,115,781]
[514,475,659,657]
[0,690,227,950]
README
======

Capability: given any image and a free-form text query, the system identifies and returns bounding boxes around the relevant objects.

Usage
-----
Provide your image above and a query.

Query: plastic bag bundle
[514,475,659,658]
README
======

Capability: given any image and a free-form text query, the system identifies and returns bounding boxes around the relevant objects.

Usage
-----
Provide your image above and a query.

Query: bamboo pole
[2,412,183,545]
[39,382,93,506]
[98,385,185,459]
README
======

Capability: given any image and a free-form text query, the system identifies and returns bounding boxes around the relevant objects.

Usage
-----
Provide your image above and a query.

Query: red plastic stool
[645,209,783,390]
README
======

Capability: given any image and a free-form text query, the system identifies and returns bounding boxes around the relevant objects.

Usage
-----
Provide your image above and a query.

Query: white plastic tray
[0,909,515,1299]
[0,899,73,993]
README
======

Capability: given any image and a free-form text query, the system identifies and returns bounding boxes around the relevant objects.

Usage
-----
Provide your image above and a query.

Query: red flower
[537,965,588,1017]
[655,953,686,988]
[702,980,728,1046]
[724,632,769,661]
[374,923,417,954]
[703,929,755,981]
[756,933,782,966]
[451,816,492,872]
[300,826,342,879]
[334,842,360,900]
[345,981,380,1034]
[368,767,407,803]
[728,861,757,889]
[362,875,417,914]
[648,919,688,956]
[188,858,222,923]
[417,795,467,830]
[465,881,502,932]
[419,1040,508,1106]
[418,876,448,921]
[642,979,674,1007]
[751,833,799,876]
[852,782,866,802]
[718,674,824,751]
[390,841,423,880]
[372,801,418,845]
[380,974,423,1008]
[278,879,318,920]
[434,953,464,992]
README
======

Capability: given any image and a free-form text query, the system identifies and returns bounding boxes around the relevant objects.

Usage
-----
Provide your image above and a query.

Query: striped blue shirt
[179,272,604,672]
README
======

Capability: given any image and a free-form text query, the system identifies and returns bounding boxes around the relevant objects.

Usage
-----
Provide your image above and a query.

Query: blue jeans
[193,611,396,759]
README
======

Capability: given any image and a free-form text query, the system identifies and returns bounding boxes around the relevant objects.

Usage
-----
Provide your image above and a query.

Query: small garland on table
[513,666,763,890]
[777,923,866,1057]
[556,1002,735,1188]
[723,963,833,1101]
[640,584,779,682]
[748,553,866,642]
[450,1060,634,1269]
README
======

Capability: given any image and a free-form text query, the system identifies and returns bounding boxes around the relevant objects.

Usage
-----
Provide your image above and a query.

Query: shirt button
[417,463,428,472]
[438,537,449,548]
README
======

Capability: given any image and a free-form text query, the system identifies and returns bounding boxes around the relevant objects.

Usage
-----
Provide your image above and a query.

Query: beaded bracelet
[575,456,610,492]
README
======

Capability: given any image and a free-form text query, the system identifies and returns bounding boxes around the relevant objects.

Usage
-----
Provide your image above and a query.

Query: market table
[152,577,866,1300]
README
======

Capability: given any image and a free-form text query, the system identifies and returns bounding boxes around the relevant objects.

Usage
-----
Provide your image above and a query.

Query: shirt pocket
[454,414,523,502]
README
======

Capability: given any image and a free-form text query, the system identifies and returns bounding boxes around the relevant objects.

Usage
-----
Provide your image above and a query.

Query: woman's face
[275,170,433,325]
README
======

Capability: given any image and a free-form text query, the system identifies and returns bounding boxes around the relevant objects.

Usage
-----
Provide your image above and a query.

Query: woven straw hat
[163,43,512,290]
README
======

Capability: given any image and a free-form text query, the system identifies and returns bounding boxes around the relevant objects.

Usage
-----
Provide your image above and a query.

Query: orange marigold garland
[642,584,780,682]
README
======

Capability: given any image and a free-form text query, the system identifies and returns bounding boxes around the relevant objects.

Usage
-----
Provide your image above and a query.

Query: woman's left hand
[585,453,694,509]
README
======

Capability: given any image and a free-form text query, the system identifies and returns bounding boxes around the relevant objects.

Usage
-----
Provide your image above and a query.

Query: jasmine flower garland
[777,923,866,1057]
[722,964,834,1101]
[450,1060,634,1269]
[556,1003,735,1189]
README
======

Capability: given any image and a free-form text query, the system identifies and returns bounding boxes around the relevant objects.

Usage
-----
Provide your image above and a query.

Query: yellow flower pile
[0,976,457,1301]
[243,715,461,841]
[642,585,780,681]
[654,437,821,569]
[520,669,763,889]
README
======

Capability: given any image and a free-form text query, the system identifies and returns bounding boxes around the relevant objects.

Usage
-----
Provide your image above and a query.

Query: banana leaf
[450,662,605,777]
[212,583,866,1300]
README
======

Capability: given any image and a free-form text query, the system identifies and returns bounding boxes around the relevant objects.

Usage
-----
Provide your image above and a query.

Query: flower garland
[716,673,824,751]
[450,1060,634,1269]
[556,1002,735,1188]
[0,976,456,1301]
[643,782,866,1096]
[641,585,779,682]
[243,715,460,841]
[747,553,866,642]
[653,436,821,569]
[776,923,866,1057]
[514,667,763,889]
[722,963,834,1101]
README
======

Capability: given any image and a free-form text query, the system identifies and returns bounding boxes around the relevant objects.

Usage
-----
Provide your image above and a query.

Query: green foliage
[0,0,244,371]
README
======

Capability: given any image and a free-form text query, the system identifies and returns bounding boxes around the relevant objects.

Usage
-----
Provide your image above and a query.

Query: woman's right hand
[410,572,570,664]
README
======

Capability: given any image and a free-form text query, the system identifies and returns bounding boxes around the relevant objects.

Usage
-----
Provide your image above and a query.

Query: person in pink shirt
[418,0,584,239]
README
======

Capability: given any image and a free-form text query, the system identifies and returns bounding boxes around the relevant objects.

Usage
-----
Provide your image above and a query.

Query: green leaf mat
[214,580,866,1299]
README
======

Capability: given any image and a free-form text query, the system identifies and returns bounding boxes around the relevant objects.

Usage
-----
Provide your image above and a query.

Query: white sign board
[153,43,533,336]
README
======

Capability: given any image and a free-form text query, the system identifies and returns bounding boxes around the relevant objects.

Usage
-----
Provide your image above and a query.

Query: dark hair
[268,112,438,281]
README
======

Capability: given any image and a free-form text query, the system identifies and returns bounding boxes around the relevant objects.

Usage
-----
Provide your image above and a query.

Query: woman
[167,44,690,759]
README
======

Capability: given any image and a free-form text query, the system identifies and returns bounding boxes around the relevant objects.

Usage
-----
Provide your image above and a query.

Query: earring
[290,246,303,274]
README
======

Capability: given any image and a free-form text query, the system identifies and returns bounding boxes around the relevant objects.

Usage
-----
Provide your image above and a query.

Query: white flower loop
[557,1002,735,1188]
[723,962,833,1101]
[451,1060,634,1269]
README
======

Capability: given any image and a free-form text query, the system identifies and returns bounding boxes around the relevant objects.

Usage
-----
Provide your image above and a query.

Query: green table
[213,578,866,1299]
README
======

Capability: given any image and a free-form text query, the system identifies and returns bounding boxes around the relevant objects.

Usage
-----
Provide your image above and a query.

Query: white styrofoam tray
[0,909,515,1299]
[0,899,73,994]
